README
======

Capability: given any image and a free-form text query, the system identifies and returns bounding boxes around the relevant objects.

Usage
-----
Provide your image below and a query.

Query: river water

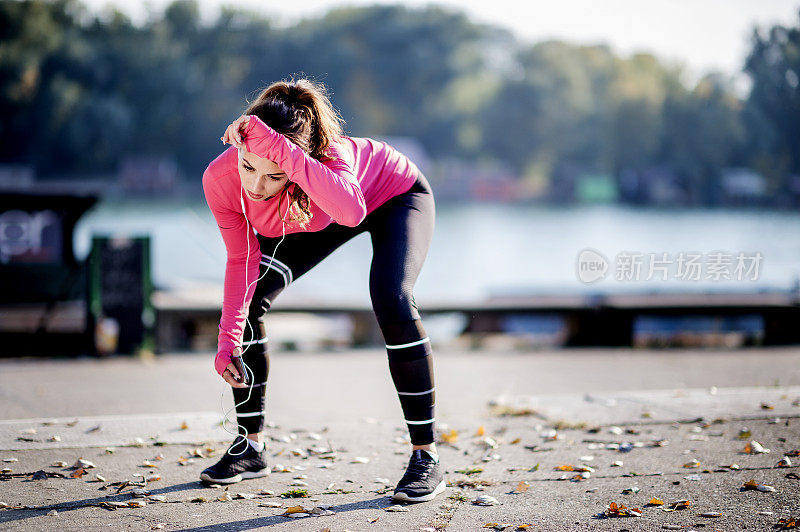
[74,201,800,306]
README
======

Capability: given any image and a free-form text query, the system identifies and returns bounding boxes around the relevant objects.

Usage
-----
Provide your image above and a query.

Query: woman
[199,78,443,502]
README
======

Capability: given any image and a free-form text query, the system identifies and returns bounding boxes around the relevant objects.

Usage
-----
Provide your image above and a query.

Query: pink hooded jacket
[202,116,420,375]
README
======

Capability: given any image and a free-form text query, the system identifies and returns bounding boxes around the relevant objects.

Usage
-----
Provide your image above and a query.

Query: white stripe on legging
[261,254,294,284]
[397,386,435,396]
[236,411,265,417]
[405,417,435,425]
[385,337,430,350]
[260,260,289,287]
[241,337,268,346]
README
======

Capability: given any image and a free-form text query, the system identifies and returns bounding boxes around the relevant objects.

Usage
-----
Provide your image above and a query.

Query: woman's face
[237,148,290,201]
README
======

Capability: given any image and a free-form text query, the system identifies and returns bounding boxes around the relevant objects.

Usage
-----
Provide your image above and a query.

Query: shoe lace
[405,456,435,478]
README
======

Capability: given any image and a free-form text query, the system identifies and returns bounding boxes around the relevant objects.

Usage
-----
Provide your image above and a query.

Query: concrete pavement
[1,347,799,531]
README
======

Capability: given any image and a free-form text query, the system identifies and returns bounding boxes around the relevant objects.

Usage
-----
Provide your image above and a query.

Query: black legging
[233,170,437,445]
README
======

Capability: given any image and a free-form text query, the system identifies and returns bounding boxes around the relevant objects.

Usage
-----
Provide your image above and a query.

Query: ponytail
[244,77,346,227]
[246,78,344,158]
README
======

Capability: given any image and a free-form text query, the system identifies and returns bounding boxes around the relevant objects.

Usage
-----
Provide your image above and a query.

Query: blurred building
[719,167,768,206]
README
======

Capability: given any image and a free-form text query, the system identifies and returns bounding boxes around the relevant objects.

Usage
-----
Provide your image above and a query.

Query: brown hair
[244,77,345,227]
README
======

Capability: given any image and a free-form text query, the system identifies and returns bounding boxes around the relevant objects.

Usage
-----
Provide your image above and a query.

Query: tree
[743,9,800,194]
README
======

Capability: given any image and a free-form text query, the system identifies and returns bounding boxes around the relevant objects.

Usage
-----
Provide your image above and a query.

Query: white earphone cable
[220,178,291,456]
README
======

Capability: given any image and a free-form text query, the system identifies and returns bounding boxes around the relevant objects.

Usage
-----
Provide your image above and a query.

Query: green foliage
[280,488,309,498]
[743,9,800,194]
[0,0,796,205]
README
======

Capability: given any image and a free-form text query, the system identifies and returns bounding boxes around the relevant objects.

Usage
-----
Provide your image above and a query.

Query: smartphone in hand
[231,354,250,386]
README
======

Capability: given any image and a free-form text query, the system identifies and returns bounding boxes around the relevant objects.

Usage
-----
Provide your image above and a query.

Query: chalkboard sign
[0,192,96,304]
[89,236,153,354]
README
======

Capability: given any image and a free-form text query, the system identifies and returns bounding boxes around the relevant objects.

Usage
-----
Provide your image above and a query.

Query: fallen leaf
[259,501,283,508]
[473,495,499,506]
[439,429,459,444]
[512,481,529,493]
[510,437,521,444]
[603,501,642,518]
[744,441,770,454]
[180,421,189,430]
[71,467,86,479]
[100,501,129,509]
[667,500,691,511]
[480,437,499,449]
[648,497,664,506]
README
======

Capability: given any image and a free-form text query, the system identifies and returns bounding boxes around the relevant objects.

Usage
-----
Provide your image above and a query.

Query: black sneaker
[200,438,270,484]
[391,449,446,502]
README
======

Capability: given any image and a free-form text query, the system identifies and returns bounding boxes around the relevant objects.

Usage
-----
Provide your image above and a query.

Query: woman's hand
[221,115,251,149]
[221,347,248,388]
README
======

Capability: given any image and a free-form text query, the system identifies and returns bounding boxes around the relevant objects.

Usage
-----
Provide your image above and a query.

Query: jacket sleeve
[202,166,261,376]
[241,115,368,227]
